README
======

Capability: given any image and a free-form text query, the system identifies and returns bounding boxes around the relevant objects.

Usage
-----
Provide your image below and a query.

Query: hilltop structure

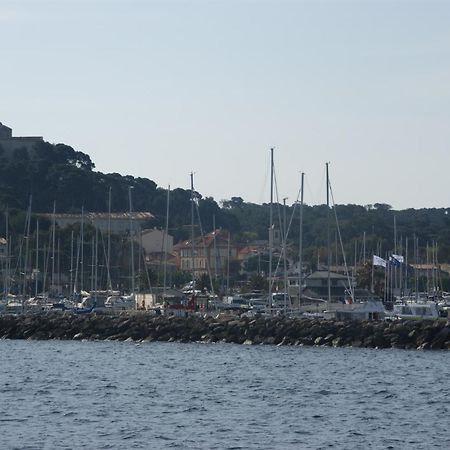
[40,212,154,233]
[0,122,43,153]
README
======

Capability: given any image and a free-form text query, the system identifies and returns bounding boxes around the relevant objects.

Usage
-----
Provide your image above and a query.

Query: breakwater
[0,313,449,350]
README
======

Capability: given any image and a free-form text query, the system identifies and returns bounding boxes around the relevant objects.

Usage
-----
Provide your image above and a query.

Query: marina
[1,2,450,449]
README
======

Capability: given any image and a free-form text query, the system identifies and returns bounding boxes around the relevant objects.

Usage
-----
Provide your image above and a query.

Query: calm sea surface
[0,340,449,450]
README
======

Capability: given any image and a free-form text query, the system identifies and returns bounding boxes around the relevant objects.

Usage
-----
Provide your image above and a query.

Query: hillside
[1,139,450,265]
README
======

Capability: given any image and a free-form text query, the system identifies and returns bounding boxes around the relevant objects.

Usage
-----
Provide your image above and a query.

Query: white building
[40,212,154,234]
[139,228,174,255]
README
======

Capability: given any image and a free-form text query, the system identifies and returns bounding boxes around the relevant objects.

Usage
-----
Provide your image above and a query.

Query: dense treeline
[1,140,450,265]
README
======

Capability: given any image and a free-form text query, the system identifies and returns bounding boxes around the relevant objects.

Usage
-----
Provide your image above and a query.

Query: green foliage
[248,273,268,291]
[3,138,450,293]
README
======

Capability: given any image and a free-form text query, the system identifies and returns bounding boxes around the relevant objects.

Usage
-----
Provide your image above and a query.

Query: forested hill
[1,140,450,261]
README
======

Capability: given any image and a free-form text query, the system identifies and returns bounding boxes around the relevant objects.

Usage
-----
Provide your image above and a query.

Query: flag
[373,255,386,267]
[391,254,404,263]
[389,255,401,266]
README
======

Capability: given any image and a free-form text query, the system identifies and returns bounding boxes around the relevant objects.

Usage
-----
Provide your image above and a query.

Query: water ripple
[0,341,449,449]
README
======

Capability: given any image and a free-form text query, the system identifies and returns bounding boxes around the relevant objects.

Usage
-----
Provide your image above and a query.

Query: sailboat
[321,163,385,321]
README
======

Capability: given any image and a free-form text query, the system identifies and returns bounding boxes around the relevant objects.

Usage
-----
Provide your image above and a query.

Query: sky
[1,0,450,210]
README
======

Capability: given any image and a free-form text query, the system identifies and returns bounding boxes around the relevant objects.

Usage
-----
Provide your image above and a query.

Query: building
[0,122,43,153]
[174,229,238,277]
[139,228,173,255]
[301,270,355,302]
[138,228,177,281]
[40,212,154,234]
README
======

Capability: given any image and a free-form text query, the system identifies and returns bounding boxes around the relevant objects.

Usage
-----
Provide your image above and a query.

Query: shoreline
[0,313,449,350]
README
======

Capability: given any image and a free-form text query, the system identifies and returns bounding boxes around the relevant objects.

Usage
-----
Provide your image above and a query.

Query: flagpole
[384,253,388,304]
[371,256,374,293]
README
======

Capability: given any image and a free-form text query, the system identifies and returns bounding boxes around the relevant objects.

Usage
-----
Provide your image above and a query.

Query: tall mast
[4,207,9,302]
[90,234,95,292]
[70,229,74,297]
[414,236,419,301]
[34,219,39,299]
[405,236,408,294]
[107,186,112,292]
[363,231,366,263]
[190,173,195,288]
[212,215,218,281]
[268,148,274,309]
[22,194,32,310]
[57,238,61,295]
[80,205,84,292]
[326,162,331,303]
[298,172,304,303]
[393,215,397,293]
[94,227,99,305]
[51,200,56,295]
[163,185,170,298]
[74,234,81,294]
[283,197,288,313]
[128,186,135,296]
[226,231,230,296]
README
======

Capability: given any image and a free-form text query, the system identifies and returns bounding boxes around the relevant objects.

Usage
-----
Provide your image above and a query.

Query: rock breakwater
[1,313,449,350]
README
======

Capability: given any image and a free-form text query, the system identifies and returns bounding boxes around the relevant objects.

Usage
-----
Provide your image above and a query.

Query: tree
[249,273,268,292]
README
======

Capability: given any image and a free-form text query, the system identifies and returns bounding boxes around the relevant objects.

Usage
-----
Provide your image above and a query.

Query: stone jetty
[0,313,449,350]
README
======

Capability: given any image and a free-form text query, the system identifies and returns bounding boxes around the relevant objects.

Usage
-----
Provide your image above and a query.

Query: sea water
[0,340,449,449]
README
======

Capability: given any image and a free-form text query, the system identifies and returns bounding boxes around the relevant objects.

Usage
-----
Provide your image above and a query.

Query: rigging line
[194,197,215,296]
[285,181,303,241]
[99,228,112,291]
[329,179,354,301]
[273,192,302,279]
[303,175,316,208]
[139,239,153,295]
[11,205,31,280]
[257,154,271,205]
[271,171,303,287]
[272,166,285,283]
[73,233,81,293]
[41,224,54,295]
[318,165,327,206]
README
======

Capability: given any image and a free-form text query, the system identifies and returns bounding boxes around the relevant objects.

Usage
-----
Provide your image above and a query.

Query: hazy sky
[1,0,450,210]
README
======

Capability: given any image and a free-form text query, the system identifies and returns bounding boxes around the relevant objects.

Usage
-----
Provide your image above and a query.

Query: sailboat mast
[128,186,135,296]
[415,236,419,300]
[283,197,288,313]
[226,231,230,296]
[90,234,95,292]
[70,230,74,297]
[4,207,9,302]
[326,163,331,303]
[213,215,217,281]
[298,172,304,303]
[34,219,39,299]
[95,227,99,304]
[190,173,195,288]
[22,194,32,310]
[80,205,84,292]
[405,236,408,294]
[268,148,274,309]
[74,235,81,294]
[51,200,56,295]
[107,186,112,292]
[163,185,170,299]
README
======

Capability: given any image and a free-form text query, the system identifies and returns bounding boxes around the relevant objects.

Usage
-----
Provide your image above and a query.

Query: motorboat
[390,301,441,320]
[323,300,386,321]
[104,294,135,310]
